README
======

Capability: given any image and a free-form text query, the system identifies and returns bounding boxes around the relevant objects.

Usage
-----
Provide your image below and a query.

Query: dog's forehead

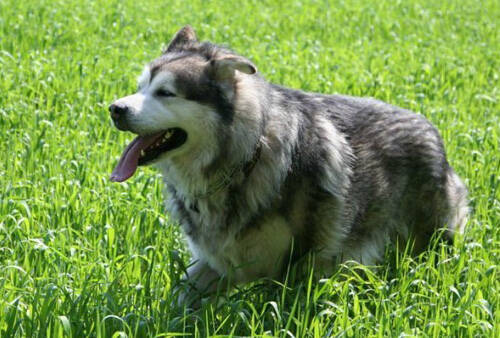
[138,54,216,102]
[146,54,207,85]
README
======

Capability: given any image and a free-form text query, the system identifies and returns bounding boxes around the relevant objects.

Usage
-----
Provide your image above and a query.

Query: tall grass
[0,0,498,336]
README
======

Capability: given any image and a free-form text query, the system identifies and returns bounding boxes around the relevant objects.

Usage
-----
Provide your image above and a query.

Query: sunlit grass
[0,0,498,336]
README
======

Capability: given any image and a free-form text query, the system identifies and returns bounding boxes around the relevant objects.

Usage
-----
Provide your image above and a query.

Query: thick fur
[110,26,468,298]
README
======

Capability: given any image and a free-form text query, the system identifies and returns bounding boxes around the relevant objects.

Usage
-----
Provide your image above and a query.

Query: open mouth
[110,128,187,182]
[137,128,187,166]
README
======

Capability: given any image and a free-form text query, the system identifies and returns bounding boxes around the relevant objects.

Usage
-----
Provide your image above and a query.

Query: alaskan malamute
[109,26,468,301]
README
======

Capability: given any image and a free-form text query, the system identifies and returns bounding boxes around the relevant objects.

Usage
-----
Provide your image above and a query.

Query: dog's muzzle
[109,102,130,131]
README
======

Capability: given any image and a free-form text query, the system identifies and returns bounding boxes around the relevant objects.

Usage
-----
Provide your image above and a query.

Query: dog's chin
[137,128,188,166]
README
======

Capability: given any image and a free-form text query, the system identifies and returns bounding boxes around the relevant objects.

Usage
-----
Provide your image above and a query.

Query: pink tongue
[110,132,164,182]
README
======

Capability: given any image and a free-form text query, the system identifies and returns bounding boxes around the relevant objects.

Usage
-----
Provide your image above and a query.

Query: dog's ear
[164,25,197,53]
[210,55,257,81]
[209,55,257,100]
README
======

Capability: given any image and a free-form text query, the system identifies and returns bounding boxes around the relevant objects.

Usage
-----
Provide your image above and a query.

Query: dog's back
[336,97,467,259]
[262,88,468,265]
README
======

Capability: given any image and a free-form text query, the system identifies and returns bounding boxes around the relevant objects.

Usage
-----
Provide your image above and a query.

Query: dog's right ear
[164,25,197,53]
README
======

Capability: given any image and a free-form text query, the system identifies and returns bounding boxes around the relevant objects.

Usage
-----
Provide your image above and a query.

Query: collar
[193,142,262,199]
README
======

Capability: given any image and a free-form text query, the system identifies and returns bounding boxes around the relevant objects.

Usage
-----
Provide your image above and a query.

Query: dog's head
[109,26,261,182]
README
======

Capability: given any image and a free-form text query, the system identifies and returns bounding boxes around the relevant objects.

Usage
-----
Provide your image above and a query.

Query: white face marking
[137,67,151,91]
[148,72,177,95]
[112,65,220,163]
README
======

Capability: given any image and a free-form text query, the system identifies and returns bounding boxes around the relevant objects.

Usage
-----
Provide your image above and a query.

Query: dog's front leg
[176,260,227,308]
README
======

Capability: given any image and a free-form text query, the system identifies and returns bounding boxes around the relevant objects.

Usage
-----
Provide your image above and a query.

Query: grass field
[1,0,499,336]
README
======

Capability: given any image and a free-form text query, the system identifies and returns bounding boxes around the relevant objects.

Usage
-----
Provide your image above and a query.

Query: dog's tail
[444,168,469,239]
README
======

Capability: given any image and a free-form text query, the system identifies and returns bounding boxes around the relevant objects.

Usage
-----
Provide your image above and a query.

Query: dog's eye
[155,88,176,98]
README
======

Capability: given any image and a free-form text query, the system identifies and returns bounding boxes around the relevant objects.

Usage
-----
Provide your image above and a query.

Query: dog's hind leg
[409,167,468,252]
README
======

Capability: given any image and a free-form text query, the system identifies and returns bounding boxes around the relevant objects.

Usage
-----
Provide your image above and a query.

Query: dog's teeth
[165,130,173,139]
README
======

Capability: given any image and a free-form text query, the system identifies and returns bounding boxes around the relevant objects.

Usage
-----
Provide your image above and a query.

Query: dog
[109,26,468,302]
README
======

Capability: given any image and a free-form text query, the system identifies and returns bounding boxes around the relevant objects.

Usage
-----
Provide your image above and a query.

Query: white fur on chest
[186,210,293,283]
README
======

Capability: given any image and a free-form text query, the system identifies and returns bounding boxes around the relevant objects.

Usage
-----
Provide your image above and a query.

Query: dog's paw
[171,280,207,310]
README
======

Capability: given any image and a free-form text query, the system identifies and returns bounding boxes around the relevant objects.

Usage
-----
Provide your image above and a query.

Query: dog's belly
[188,213,293,283]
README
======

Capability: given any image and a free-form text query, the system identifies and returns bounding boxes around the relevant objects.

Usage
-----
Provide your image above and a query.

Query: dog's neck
[193,142,262,199]
[157,141,262,202]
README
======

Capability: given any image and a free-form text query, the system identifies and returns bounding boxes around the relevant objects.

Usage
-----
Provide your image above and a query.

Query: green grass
[0,0,499,336]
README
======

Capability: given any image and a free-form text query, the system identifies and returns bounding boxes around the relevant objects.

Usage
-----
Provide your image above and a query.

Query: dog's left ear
[210,55,257,81]
[209,55,257,100]
[164,25,197,53]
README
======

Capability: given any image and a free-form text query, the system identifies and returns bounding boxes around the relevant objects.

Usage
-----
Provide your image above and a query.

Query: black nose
[109,102,130,131]
[109,102,129,121]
